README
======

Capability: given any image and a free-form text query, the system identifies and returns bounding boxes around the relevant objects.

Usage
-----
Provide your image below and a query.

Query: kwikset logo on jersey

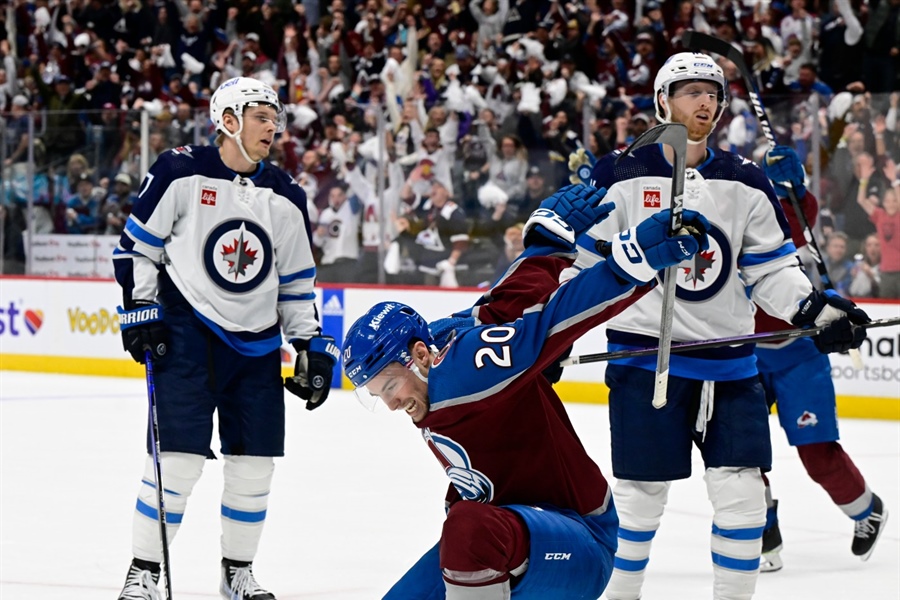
[643,187,661,208]
[200,186,218,206]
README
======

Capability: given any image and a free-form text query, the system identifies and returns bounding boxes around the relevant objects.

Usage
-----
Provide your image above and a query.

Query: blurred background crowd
[0,0,898,297]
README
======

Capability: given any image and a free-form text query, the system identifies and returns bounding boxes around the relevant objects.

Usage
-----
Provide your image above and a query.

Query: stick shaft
[145,352,174,600]
[560,317,899,367]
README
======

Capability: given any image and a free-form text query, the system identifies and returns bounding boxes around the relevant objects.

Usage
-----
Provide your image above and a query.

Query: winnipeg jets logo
[671,222,732,303]
[423,429,494,503]
[221,227,259,279]
[204,220,272,293]
[683,250,716,287]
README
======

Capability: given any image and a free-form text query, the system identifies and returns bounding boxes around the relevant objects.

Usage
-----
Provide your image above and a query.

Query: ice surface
[1,372,897,599]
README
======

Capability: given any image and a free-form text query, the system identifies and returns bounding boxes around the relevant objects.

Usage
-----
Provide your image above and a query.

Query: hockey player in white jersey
[113,77,339,600]
[568,53,870,600]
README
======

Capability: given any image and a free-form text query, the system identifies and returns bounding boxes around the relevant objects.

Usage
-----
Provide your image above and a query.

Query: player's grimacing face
[367,362,429,423]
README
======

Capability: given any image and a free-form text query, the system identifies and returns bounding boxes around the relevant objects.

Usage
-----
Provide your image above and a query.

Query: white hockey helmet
[653,52,728,126]
[210,76,287,135]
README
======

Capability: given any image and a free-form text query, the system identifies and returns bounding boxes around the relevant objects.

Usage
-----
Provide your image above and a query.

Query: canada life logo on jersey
[423,429,494,503]
[200,185,217,207]
[203,220,273,293]
[643,186,662,208]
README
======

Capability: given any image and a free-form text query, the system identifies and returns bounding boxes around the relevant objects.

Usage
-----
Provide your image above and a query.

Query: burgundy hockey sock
[797,441,867,506]
[440,502,530,587]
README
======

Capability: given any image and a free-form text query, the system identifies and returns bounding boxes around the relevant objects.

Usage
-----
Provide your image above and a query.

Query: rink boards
[0,277,897,420]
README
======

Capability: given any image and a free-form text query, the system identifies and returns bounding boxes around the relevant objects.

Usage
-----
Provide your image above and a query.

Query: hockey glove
[285,335,340,410]
[791,290,870,354]
[764,145,807,199]
[568,148,598,185]
[605,209,710,285]
[524,185,614,250]
[118,301,168,364]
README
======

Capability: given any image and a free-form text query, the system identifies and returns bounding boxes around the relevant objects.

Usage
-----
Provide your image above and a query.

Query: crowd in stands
[0,0,898,297]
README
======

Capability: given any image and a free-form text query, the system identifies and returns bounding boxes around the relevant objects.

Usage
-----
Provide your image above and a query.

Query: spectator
[65,172,100,234]
[822,231,856,296]
[780,0,817,62]
[857,173,900,298]
[492,221,524,282]
[488,134,528,206]
[861,0,900,94]
[31,74,88,171]
[397,176,469,287]
[3,96,31,167]
[817,0,865,93]
[100,173,138,235]
[312,182,362,283]
[849,233,882,298]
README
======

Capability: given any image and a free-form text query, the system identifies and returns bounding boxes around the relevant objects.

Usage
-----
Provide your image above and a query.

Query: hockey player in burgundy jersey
[342,185,712,599]
[756,146,888,571]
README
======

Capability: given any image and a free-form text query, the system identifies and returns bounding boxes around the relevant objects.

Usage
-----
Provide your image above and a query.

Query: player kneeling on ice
[342,184,711,600]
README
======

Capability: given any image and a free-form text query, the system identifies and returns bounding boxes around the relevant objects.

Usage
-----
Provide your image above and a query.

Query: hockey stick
[681,31,864,369]
[145,351,174,600]
[560,316,899,367]
[616,123,689,409]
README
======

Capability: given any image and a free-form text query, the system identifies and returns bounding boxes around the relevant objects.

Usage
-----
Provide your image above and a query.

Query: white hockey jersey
[573,145,813,381]
[113,145,320,356]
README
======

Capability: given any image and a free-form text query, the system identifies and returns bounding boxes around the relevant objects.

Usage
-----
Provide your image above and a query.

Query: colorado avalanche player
[342,184,712,599]
[756,146,888,571]
[568,53,870,600]
[113,77,339,600]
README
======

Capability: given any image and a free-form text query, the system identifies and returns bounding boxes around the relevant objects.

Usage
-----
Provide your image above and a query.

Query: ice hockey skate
[221,558,275,600]
[118,559,161,600]
[852,495,888,561]
[760,500,784,573]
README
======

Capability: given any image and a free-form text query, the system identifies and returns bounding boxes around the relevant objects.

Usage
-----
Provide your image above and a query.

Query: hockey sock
[439,502,529,588]
[132,452,205,562]
[606,480,671,600]
[221,455,274,562]
[705,467,765,600]
[797,441,871,518]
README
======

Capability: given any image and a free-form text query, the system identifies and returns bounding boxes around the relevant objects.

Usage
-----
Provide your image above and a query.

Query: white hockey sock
[221,455,274,562]
[132,452,205,562]
[445,581,510,600]
[606,480,671,600]
[705,467,766,600]
[841,486,873,520]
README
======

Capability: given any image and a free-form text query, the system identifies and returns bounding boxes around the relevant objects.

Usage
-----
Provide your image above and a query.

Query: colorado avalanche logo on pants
[423,429,494,503]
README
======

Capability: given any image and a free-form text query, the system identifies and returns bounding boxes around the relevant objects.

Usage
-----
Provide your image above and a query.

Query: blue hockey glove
[285,335,340,410]
[118,302,168,364]
[764,145,806,198]
[605,209,710,284]
[791,290,870,354]
[568,148,598,185]
[524,185,614,250]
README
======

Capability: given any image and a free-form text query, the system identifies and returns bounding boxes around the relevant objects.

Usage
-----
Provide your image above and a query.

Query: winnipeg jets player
[342,185,712,599]
[570,53,870,600]
[113,77,339,600]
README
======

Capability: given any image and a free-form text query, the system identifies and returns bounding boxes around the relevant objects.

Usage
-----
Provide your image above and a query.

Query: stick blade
[616,123,688,164]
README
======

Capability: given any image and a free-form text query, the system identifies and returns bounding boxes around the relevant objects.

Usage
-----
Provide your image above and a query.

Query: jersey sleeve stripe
[738,242,797,267]
[278,292,316,302]
[125,219,165,248]
[279,266,316,284]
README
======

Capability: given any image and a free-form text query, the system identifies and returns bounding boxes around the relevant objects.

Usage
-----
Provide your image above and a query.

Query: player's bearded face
[665,84,718,142]
[366,362,430,423]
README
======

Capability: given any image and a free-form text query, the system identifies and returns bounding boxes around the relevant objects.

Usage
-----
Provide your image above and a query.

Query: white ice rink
[1,372,898,599]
